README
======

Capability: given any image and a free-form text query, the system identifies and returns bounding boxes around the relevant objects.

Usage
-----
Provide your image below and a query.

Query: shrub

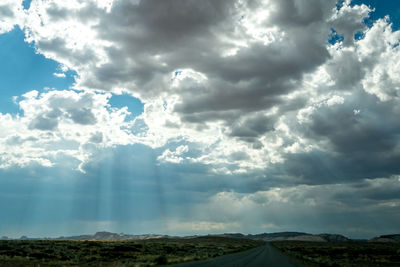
[155,254,167,265]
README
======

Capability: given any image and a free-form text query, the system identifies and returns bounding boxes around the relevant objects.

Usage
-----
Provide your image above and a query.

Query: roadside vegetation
[0,236,264,266]
[271,241,400,266]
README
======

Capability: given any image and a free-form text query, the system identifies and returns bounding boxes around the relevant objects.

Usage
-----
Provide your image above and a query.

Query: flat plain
[0,236,264,266]
[271,241,400,266]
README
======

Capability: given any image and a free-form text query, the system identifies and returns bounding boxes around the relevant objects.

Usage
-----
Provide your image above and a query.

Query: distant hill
[214,233,246,239]
[369,234,400,243]
[247,232,308,241]
[380,234,400,241]
[215,232,351,242]
[247,232,339,242]
[318,234,350,242]
[3,231,399,242]
[288,235,327,242]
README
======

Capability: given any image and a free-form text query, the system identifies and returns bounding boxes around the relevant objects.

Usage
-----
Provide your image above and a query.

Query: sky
[0,0,400,239]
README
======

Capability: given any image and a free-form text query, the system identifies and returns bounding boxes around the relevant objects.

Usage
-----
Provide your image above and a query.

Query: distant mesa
[56,231,168,241]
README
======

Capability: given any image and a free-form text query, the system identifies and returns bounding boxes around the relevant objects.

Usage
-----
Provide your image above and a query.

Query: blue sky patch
[352,0,400,30]
[109,93,144,120]
[0,28,76,115]
[22,0,32,10]
[328,28,345,45]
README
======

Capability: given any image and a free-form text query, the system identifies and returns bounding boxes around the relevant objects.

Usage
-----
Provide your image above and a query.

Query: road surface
[173,243,302,267]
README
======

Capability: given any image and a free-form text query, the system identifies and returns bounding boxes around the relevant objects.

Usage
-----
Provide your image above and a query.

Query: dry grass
[0,237,264,266]
[271,241,400,266]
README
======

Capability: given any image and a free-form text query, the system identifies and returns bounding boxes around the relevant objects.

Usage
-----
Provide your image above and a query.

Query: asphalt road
[173,243,301,267]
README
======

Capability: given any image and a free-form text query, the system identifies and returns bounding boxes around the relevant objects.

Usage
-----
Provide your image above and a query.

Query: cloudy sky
[1,0,400,239]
